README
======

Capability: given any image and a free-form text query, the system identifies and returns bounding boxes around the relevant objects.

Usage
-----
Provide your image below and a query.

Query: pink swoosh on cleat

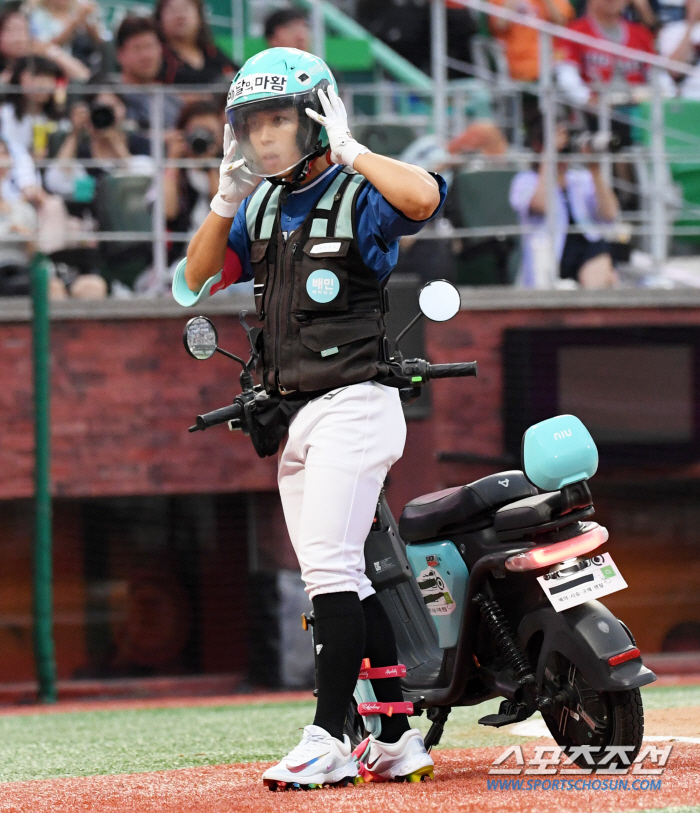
[286,753,330,773]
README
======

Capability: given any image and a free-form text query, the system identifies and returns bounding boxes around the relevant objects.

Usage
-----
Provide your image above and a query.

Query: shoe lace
[285,730,332,763]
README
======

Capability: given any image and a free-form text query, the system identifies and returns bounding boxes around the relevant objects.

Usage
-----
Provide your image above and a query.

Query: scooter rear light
[504,523,609,572]
[608,647,641,667]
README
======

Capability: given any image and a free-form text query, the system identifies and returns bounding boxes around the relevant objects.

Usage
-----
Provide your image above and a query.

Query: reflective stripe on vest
[333,173,365,239]
[245,183,282,241]
[247,170,365,242]
[308,171,352,237]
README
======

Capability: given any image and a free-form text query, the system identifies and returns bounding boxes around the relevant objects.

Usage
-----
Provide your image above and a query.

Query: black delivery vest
[246,168,391,394]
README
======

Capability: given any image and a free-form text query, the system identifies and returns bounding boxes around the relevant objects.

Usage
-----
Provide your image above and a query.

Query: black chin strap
[268,145,325,205]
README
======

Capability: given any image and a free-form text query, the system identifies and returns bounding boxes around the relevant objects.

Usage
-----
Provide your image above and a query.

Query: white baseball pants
[278,381,407,600]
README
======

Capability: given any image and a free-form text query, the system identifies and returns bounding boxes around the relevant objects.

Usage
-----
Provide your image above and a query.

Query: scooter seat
[399,471,537,543]
[493,492,561,532]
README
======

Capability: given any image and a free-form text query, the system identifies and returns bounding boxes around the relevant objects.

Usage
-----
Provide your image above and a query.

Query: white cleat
[353,728,434,783]
[262,724,358,790]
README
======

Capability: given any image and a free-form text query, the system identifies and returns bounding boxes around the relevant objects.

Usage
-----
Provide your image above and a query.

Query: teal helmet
[226,47,337,181]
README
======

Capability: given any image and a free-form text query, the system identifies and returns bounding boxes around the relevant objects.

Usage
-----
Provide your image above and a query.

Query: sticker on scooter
[416,567,456,616]
[537,552,627,612]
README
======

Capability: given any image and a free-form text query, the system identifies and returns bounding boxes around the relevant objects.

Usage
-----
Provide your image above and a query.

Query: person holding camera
[41,94,152,296]
[45,93,151,198]
[163,99,223,263]
[510,120,620,288]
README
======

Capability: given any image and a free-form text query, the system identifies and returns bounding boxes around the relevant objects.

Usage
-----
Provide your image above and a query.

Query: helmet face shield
[227,89,325,179]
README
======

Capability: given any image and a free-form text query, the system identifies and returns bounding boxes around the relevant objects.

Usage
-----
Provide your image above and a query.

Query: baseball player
[173,47,446,788]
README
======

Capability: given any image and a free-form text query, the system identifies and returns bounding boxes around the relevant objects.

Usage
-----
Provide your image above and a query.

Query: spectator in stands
[0,1,89,81]
[0,136,37,295]
[510,120,619,288]
[489,0,575,81]
[45,93,152,197]
[163,99,223,263]
[264,7,310,51]
[28,0,105,70]
[0,54,66,201]
[658,0,700,97]
[447,119,510,157]
[43,92,151,298]
[154,0,236,84]
[555,0,674,104]
[113,16,182,132]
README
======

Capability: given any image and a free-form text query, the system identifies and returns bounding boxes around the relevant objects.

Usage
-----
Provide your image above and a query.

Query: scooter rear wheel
[539,651,644,768]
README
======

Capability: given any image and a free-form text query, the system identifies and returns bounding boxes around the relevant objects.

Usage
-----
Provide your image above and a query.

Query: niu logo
[498,479,509,488]
[553,429,572,441]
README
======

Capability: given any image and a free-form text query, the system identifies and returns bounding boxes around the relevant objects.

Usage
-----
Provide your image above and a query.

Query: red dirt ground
[0,743,696,813]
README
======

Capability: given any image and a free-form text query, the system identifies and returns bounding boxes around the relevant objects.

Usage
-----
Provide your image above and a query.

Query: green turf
[634,684,700,710]
[0,701,316,783]
[622,808,700,813]
[0,683,696,784]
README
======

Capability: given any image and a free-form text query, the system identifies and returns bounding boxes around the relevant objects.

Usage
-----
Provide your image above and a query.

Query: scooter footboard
[518,601,657,692]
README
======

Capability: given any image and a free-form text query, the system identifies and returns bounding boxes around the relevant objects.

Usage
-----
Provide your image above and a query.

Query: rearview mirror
[183,316,218,360]
[418,280,461,322]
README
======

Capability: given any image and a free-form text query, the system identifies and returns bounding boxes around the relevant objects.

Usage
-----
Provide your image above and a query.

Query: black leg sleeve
[361,593,411,743]
[311,591,365,742]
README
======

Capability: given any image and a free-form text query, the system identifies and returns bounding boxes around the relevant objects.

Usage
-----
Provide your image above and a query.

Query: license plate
[537,552,627,612]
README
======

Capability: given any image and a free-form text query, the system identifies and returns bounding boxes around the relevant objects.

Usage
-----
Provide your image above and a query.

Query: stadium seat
[634,100,700,245]
[94,175,153,288]
[352,123,418,158]
[446,168,519,285]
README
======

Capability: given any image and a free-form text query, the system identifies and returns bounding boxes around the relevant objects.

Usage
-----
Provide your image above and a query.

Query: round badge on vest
[306,269,340,303]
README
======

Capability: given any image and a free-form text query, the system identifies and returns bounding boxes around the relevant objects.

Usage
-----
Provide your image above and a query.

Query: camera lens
[90,104,115,130]
[187,127,215,156]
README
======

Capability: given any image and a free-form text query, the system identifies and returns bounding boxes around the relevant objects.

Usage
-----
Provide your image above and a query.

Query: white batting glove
[305,86,370,168]
[210,124,262,218]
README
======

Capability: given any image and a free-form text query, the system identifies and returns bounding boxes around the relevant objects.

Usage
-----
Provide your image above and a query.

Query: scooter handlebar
[189,402,243,432]
[427,362,478,379]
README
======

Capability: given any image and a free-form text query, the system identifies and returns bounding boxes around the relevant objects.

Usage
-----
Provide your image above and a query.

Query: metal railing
[436,0,700,286]
[2,83,228,293]
[4,2,700,291]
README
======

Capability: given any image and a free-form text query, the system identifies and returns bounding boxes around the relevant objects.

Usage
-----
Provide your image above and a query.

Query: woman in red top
[555,0,678,108]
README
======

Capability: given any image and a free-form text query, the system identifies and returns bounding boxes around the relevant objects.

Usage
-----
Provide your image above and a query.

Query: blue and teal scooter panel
[406,541,469,649]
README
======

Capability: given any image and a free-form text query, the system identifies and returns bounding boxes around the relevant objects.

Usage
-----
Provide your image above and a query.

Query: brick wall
[6,302,699,503]
[2,296,700,672]
[0,315,278,500]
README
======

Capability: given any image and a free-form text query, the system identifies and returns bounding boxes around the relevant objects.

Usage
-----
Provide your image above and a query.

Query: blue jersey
[226,164,446,285]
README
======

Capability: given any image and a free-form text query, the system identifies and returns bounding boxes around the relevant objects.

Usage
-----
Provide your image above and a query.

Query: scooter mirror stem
[239,310,258,356]
[394,311,423,352]
[215,347,247,366]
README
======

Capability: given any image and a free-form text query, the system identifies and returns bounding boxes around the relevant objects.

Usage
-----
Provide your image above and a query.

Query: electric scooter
[183,280,656,769]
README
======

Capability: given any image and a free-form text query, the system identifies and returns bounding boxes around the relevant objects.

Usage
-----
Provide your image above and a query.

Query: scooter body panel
[405,541,469,649]
[518,600,657,692]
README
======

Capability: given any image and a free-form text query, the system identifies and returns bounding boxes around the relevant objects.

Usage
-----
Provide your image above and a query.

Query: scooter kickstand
[424,706,451,751]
